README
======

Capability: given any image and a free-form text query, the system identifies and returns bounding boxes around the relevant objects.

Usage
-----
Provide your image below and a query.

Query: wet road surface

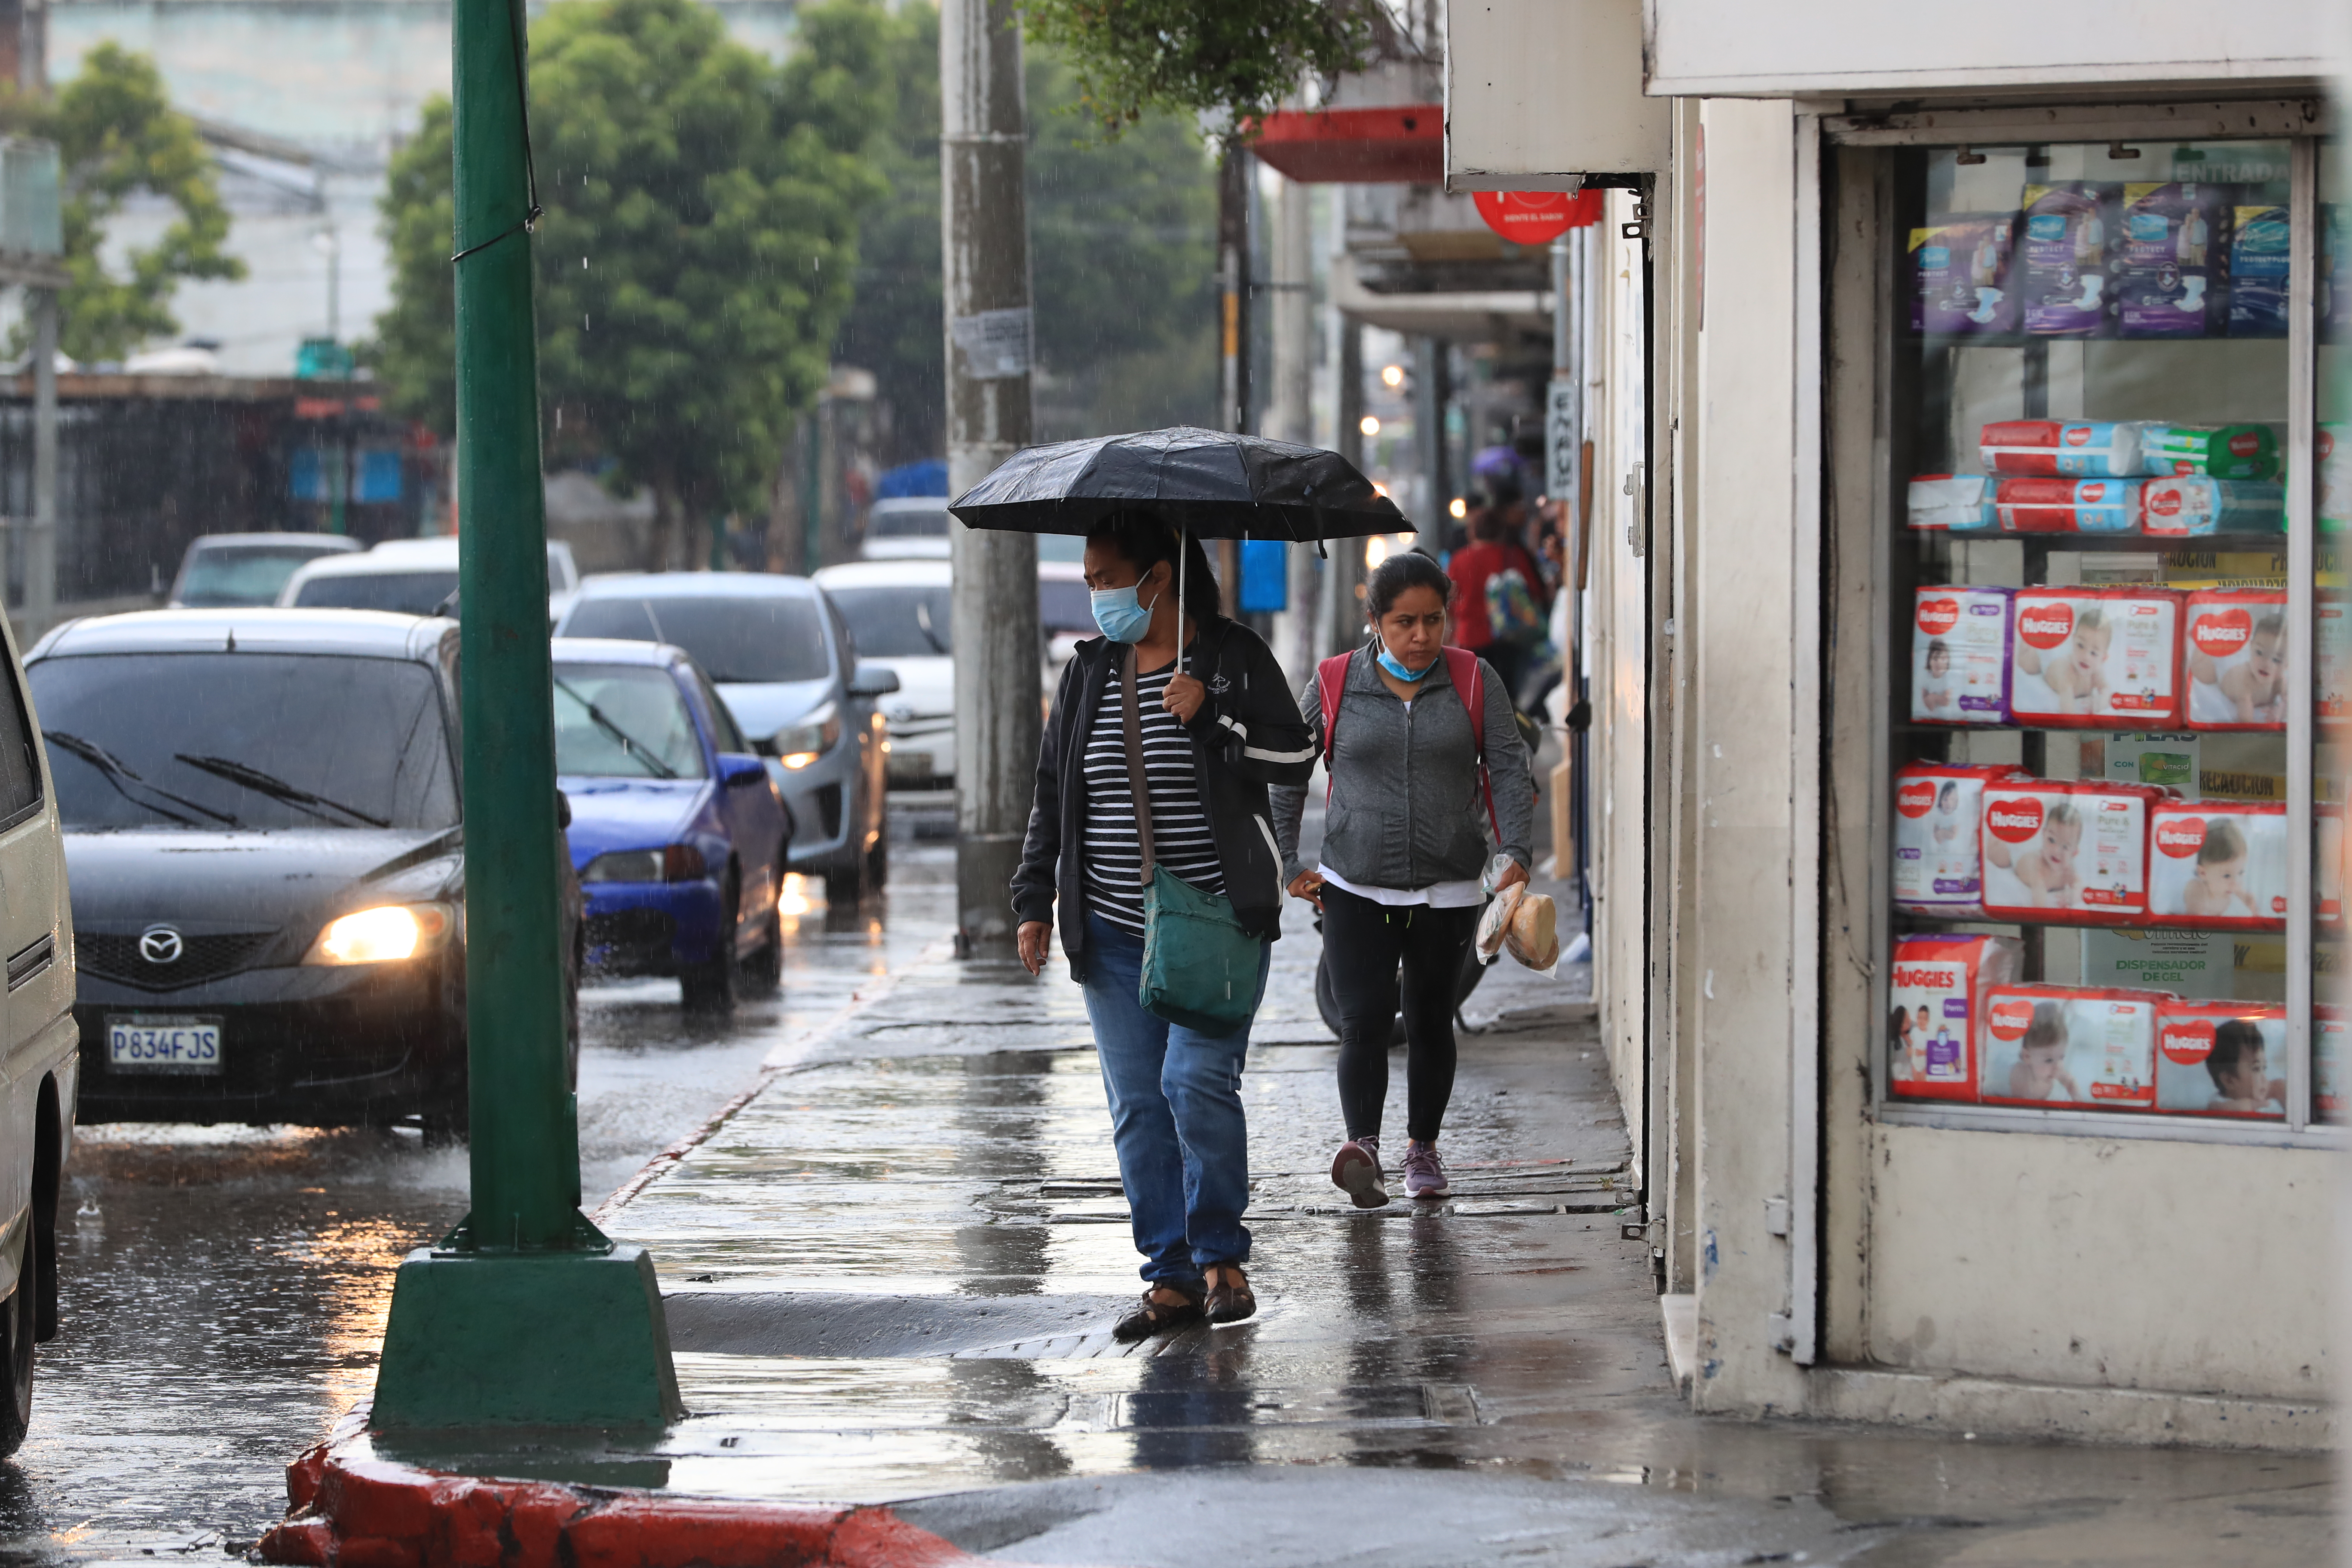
[0,804,959,1563]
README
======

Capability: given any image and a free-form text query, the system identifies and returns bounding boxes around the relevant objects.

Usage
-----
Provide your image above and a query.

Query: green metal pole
[369,0,680,1431]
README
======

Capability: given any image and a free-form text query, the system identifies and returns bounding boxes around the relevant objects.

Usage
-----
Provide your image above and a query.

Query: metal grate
[77,930,275,989]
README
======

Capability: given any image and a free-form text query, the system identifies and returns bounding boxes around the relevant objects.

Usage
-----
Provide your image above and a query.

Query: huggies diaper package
[2155,1001,2287,1118]
[2020,183,2119,336]
[2136,423,2280,480]
[2009,588,2182,728]
[2117,183,2224,338]
[2322,424,2351,531]
[1981,985,2166,1109]
[1993,477,2141,533]
[1981,419,2144,478]
[1907,474,1994,531]
[2140,477,2286,536]
[2183,588,2289,731]
[1894,763,2021,916]
[2147,800,2288,930]
[1981,780,2161,924]
[2319,593,2350,722]
[2318,1004,2345,1123]
[2226,205,2291,339]
[1911,215,2018,337]
[1911,587,2012,725]
[1888,933,2021,1101]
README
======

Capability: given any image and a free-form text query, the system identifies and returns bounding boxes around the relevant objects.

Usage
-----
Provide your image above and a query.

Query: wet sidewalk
[332,870,2331,1566]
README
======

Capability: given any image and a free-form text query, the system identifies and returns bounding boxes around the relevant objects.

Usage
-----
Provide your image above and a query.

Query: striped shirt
[1082,660,1224,936]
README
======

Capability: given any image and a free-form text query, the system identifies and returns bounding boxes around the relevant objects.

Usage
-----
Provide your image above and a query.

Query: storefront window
[1881,133,2334,1138]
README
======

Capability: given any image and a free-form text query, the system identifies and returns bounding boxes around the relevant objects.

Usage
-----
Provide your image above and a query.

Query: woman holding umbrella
[1011,510,1319,1341]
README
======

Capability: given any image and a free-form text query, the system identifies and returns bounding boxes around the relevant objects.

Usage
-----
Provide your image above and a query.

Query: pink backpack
[1316,644,1498,836]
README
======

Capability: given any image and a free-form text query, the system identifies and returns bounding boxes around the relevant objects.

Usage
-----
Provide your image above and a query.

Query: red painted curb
[258,1413,1032,1568]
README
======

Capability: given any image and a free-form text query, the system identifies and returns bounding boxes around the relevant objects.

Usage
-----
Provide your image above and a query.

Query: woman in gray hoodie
[1271,550,1534,1207]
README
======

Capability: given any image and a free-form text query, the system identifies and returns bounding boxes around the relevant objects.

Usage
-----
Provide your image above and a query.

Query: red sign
[2155,816,2207,858]
[1896,780,1936,818]
[1985,795,2045,844]
[1916,597,1960,636]
[1988,997,2037,1041]
[2159,1018,2215,1066]
[2191,608,2253,659]
[2017,601,2074,650]
[1473,188,1604,245]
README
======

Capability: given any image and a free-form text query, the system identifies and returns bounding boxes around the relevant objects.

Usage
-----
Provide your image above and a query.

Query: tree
[1021,0,1373,138]
[373,0,889,564]
[0,43,246,363]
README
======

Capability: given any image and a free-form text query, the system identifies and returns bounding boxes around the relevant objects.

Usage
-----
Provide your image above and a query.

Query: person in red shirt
[1445,500,1547,708]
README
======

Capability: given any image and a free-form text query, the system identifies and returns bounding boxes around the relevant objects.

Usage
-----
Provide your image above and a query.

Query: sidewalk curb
[257,1411,1028,1568]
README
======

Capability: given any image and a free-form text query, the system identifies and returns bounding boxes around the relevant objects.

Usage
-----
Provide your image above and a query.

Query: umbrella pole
[1177,526,1188,675]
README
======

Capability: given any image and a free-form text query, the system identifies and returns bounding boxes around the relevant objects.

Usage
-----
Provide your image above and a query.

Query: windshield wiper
[172,754,391,827]
[43,732,234,827]
[552,678,680,779]
[914,598,948,656]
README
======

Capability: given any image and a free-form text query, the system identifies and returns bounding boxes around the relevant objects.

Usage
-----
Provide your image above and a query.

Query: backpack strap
[1442,646,1501,840]
[1317,649,1354,804]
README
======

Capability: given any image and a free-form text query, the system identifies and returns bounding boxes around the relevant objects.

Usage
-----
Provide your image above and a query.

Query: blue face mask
[1090,578,1162,644]
[1377,645,1437,683]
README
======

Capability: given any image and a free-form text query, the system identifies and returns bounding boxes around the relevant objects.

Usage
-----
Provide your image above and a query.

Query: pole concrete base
[370,1242,684,1429]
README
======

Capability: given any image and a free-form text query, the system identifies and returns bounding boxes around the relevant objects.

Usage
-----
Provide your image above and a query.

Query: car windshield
[825,584,951,657]
[563,594,830,684]
[1039,577,1094,633]
[553,664,707,779]
[178,546,340,608]
[27,652,458,831]
[291,570,459,615]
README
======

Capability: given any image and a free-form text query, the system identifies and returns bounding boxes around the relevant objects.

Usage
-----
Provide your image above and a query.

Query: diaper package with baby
[2116,183,2225,338]
[1893,763,2021,916]
[2182,587,2288,731]
[2020,183,2119,337]
[1888,933,2021,1102]
[1911,215,2018,337]
[1981,984,2167,1110]
[2323,424,2351,531]
[1980,779,2162,925]
[1906,474,1994,531]
[2147,800,2287,931]
[2226,205,2291,338]
[1911,587,2012,725]
[2140,477,2286,536]
[2009,588,2183,728]
[2318,1004,2345,1123]
[1980,419,2144,478]
[2155,1001,2287,1118]
[2320,593,2350,722]
[1992,477,2141,533]
[2135,423,2280,481]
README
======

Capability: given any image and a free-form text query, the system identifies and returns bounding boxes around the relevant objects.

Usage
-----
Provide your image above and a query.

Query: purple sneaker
[1401,1141,1451,1200]
[1331,1136,1388,1209]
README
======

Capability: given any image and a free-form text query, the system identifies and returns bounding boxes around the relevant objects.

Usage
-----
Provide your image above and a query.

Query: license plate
[886,749,934,780]
[106,1015,224,1075]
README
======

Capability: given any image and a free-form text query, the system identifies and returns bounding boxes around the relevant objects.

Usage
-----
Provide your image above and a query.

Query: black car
[25,609,579,1132]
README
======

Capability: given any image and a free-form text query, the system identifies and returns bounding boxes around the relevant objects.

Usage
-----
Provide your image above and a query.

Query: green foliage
[836,8,1218,458]
[372,99,456,431]
[4,43,247,363]
[373,0,888,524]
[1022,0,1373,138]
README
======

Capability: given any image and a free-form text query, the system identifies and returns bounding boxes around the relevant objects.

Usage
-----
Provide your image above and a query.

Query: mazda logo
[138,926,184,965]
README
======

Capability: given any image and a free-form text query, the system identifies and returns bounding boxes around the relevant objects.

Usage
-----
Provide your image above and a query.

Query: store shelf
[1890,909,2285,936]
[1905,530,2291,551]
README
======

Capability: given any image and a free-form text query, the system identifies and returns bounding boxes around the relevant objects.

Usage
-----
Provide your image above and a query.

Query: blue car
[552,638,792,1009]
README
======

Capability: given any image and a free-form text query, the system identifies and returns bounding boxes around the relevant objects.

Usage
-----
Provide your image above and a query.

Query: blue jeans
[1081,913,1269,1285]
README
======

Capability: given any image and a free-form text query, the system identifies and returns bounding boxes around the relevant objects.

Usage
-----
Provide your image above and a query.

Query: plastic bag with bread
[1504,891,1560,975]
[1474,884,1523,965]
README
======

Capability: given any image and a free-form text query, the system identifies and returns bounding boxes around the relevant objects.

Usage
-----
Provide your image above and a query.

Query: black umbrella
[946,426,1407,542]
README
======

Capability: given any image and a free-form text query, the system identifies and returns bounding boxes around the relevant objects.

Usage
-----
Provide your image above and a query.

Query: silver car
[554,574,898,905]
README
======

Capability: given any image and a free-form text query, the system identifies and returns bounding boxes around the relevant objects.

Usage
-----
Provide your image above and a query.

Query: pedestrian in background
[1014,510,1317,1339]
[1446,470,1550,712]
[1271,550,1535,1208]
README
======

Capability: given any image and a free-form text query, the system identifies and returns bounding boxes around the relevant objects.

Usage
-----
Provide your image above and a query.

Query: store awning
[1249,106,1444,185]
[1329,254,1551,340]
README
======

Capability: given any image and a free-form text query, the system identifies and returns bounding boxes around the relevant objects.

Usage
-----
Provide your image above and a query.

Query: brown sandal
[1114,1280,1206,1342]
[1204,1262,1256,1325]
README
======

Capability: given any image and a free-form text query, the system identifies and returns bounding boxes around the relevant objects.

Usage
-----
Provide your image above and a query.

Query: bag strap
[1317,649,1353,803]
[1119,645,1156,885]
[1443,646,1501,840]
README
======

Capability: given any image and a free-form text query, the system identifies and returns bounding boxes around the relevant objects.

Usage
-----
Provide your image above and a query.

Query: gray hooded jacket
[1269,643,1534,891]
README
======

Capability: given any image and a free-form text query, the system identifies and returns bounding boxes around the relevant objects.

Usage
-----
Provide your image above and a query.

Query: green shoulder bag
[1117,645,1265,1037]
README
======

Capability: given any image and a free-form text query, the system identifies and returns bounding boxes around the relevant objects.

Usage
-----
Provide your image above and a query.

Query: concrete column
[27,287,54,630]
[941,0,1038,957]
[1269,171,1315,682]
[1326,315,1366,655]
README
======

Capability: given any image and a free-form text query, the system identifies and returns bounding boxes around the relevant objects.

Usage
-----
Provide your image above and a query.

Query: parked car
[168,533,361,609]
[859,497,950,560]
[277,536,582,623]
[554,638,791,1008]
[25,609,580,1136]
[0,608,77,1457]
[555,575,899,905]
[812,560,953,789]
[1038,560,1096,683]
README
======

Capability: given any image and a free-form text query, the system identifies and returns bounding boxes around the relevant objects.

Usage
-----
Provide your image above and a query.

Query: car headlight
[768,701,841,770]
[303,903,456,966]
[580,845,708,883]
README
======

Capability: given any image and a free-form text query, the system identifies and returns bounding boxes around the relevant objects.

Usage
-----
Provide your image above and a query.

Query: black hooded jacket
[1012,614,1317,982]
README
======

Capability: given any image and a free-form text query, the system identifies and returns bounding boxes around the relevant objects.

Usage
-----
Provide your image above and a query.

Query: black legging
[1323,883,1480,1145]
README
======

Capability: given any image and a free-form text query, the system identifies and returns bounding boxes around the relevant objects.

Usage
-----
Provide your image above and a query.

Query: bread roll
[1505,891,1559,970]
[1476,885,1525,959]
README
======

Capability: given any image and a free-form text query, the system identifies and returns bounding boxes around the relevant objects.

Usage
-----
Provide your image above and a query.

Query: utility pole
[371,0,680,1430]
[1269,170,1315,681]
[942,0,1038,959]
[1326,312,1365,657]
[1213,147,1251,617]
[1412,334,1450,555]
